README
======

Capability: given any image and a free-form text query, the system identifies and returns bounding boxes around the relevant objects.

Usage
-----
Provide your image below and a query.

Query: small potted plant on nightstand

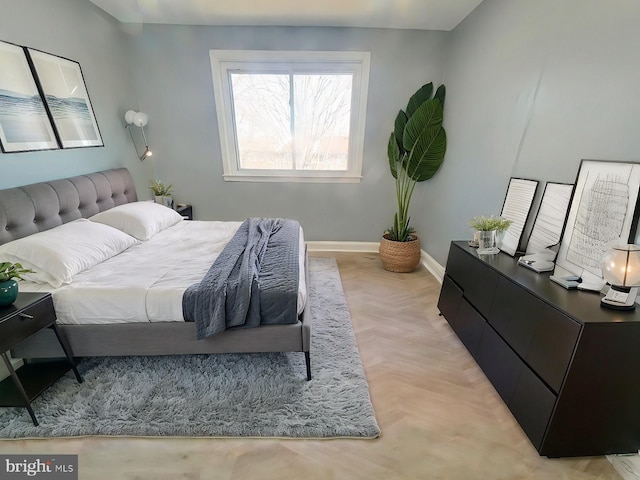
[0,262,34,307]
[469,215,512,254]
[149,179,174,208]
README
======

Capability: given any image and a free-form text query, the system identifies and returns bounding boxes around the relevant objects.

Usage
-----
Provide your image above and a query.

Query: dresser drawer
[445,244,499,317]
[438,275,463,324]
[509,363,557,450]
[489,277,580,392]
[451,298,485,356]
[477,321,557,449]
[0,296,56,352]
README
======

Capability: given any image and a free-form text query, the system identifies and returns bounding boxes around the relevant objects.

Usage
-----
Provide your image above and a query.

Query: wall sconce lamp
[124,110,153,160]
[601,244,640,310]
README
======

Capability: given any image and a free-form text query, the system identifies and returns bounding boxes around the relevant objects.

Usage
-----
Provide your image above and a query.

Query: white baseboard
[307,241,444,283]
[307,241,379,253]
[421,250,445,284]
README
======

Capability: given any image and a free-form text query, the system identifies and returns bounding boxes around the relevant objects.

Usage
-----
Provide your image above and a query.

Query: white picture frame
[525,182,574,255]
[499,177,539,256]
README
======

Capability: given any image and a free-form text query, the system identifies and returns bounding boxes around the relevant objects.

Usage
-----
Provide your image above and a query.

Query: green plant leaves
[406,126,447,182]
[434,84,446,109]
[388,133,401,179]
[393,110,408,155]
[402,99,443,152]
[0,261,33,282]
[385,81,447,241]
[406,82,434,118]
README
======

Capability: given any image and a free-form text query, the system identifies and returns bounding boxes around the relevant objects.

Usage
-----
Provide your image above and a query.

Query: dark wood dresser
[438,241,640,457]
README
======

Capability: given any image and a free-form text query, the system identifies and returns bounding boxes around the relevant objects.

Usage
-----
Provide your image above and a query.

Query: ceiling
[88,0,483,31]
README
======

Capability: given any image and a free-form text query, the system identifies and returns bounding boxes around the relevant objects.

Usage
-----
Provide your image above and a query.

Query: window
[210,50,370,183]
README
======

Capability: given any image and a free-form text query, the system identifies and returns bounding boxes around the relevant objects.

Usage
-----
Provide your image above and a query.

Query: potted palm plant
[0,262,34,306]
[379,82,447,272]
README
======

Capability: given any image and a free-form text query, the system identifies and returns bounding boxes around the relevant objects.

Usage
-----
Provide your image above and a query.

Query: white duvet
[20,221,307,325]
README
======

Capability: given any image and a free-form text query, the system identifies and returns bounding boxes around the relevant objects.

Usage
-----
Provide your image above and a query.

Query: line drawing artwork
[499,178,538,256]
[566,172,629,272]
[555,160,640,283]
[526,182,573,255]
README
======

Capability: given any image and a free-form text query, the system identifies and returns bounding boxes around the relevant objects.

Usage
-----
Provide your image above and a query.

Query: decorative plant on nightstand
[149,179,174,208]
[379,82,447,273]
[0,262,34,307]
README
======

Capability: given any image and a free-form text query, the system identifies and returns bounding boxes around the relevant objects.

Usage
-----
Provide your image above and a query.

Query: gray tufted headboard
[0,168,137,246]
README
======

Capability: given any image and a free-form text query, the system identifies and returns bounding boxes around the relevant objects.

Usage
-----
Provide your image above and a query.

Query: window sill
[222,174,362,184]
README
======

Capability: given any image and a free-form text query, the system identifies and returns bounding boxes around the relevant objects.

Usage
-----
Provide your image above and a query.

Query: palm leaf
[387,133,400,179]
[402,99,443,152]
[405,126,447,182]
[406,82,433,118]
[434,84,446,109]
[393,110,408,155]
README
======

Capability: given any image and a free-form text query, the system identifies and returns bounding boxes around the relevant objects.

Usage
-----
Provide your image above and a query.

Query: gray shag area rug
[0,257,380,439]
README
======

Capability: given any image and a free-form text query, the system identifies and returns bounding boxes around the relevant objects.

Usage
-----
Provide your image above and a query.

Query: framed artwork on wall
[525,182,574,255]
[555,159,640,282]
[0,40,59,153]
[499,177,539,256]
[26,48,103,149]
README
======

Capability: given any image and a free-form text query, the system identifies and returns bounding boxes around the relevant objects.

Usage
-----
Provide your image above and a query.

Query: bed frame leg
[305,351,311,381]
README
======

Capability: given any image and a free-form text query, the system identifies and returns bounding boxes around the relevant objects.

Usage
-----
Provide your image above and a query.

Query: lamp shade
[132,112,148,127]
[602,244,640,287]
[124,110,136,124]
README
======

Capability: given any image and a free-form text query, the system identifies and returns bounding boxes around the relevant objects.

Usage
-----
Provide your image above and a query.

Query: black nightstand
[176,204,193,220]
[0,292,82,426]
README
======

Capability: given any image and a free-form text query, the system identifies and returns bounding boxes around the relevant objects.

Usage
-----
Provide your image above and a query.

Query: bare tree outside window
[231,73,352,171]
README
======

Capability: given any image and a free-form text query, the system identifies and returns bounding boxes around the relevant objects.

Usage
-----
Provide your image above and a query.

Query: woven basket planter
[379,234,421,273]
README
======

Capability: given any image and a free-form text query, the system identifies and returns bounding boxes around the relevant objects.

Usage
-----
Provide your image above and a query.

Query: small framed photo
[0,41,59,153]
[27,48,103,149]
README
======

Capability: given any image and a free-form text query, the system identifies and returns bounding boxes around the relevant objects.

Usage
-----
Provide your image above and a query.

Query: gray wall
[6,0,640,265]
[0,0,147,190]
[428,0,640,264]
[126,25,448,238]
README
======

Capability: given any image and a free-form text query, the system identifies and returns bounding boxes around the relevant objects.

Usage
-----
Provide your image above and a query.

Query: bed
[1,168,312,380]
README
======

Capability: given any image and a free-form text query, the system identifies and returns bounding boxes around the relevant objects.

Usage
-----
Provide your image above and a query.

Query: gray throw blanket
[183,218,300,339]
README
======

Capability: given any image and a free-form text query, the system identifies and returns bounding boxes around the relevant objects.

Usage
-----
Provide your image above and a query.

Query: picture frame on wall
[554,159,640,283]
[525,182,574,255]
[26,48,103,149]
[499,177,539,256]
[0,40,59,153]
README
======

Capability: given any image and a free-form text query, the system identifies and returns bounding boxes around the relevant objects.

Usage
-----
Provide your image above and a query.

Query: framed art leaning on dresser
[499,177,539,256]
[554,159,640,283]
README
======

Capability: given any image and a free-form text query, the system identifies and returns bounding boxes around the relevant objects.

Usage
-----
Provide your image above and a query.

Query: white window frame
[210,50,370,183]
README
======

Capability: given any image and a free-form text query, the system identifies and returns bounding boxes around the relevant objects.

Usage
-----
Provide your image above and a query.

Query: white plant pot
[154,196,173,208]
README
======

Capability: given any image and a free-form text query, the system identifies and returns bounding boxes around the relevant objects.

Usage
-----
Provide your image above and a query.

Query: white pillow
[89,201,183,241]
[0,219,139,288]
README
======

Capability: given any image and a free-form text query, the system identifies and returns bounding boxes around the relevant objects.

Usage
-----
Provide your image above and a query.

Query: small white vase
[477,230,499,254]
[155,196,174,208]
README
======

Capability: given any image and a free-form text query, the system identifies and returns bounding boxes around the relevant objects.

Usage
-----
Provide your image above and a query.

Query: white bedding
[20,221,307,325]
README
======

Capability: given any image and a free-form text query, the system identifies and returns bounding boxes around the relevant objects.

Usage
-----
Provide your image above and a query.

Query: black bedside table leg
[1,352,38,426]
[50,324,83,384]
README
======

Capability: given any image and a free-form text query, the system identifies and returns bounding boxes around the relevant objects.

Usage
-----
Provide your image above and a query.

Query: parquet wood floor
[0,253,622,479]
